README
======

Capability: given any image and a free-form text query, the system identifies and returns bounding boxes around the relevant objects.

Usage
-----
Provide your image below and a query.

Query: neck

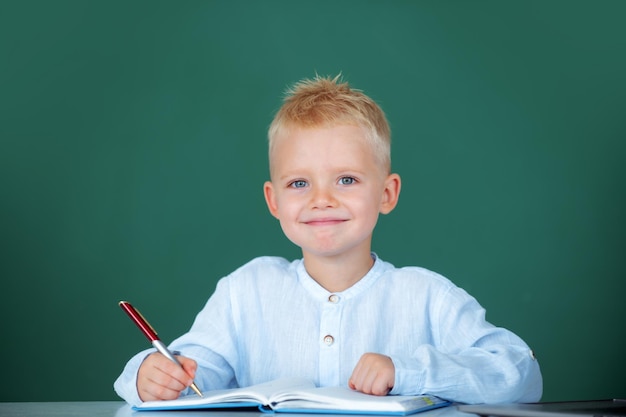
[302,249,375,293]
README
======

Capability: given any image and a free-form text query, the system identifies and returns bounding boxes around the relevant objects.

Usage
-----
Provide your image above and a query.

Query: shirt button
[323,335,335,346]
[328,294,339,303]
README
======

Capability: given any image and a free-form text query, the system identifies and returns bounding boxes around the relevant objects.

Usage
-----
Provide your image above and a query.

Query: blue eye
[290,180,308,188]
[339,177,356,185]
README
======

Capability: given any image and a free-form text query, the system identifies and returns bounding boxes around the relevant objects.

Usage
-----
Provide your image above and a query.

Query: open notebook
[135,377,451,415]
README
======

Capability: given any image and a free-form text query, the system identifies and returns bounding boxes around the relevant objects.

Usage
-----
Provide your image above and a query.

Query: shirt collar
[296,253,386,301]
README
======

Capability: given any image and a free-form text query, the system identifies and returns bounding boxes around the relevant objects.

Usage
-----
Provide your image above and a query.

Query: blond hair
[268,74,391,172]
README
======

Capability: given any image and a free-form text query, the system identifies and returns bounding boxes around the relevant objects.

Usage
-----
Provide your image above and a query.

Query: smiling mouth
[303,219,347,226]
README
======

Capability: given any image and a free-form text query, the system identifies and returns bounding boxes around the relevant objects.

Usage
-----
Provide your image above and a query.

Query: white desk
[0,401,474,417]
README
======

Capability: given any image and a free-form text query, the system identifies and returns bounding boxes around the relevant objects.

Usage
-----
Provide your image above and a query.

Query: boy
[114,75,542,406]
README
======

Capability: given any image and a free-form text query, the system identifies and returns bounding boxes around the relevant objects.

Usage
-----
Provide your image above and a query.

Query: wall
[1,0,624,402]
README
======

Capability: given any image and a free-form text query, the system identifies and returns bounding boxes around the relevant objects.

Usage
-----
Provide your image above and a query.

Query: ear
[379,173,401,215]
[263,181,280,219]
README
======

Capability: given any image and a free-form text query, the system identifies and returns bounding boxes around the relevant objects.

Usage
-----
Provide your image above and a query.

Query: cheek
[273,195,301,219]
[354,197,384,227]
[352,192,381,214]
[361,207,381,228]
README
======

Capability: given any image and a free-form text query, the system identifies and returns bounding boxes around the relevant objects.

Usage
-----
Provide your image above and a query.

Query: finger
[349,369,375,394]
[348,378,357,390]
[349,354,394,396]
[157,357,196,388]
[359,368,378,394]
[138,354,194,401]
[138,367,187,401]
[139,376,184,402]
[370,376,392,396]
[348,358,366,391]
[177,356,198,380]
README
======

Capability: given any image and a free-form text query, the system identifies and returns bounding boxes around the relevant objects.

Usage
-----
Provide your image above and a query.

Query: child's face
[264,124,400,260]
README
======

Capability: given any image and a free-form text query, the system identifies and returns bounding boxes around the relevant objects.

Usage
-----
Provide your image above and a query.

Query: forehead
[272,124,373,159]
[269,124,387,180]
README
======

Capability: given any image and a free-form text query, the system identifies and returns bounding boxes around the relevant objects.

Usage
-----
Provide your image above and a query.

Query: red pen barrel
[119,301,159,341]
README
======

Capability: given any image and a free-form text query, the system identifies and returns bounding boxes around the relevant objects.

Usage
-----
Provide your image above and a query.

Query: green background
[1,0,624,402]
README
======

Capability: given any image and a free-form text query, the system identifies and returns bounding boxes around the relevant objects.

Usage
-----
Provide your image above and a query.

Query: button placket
[321,294,341,346]
[318,293,343,386]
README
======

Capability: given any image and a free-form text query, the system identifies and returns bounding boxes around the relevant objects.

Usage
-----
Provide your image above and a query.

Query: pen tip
[190,383,203,397]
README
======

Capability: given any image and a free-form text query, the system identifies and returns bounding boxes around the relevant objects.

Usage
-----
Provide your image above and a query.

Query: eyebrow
[276,167,372,180]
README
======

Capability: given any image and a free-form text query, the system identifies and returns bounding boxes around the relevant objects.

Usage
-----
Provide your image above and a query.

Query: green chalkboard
[1,0,624,402]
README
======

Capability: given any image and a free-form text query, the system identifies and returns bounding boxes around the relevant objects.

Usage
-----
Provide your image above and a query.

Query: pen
[118,300,203,397]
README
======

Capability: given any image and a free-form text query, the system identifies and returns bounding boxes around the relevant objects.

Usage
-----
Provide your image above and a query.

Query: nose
[310,185,337,209]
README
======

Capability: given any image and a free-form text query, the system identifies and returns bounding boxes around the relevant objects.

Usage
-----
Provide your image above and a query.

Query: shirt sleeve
[389,283,542,403]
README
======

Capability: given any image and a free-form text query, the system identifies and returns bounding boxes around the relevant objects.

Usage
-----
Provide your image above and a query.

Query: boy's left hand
[348,353,395,396]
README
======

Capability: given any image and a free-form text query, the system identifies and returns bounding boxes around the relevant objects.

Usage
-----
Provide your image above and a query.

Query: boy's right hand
[136,352,198,402]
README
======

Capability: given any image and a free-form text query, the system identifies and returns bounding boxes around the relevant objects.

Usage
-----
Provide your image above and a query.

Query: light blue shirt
[114,255,542,406]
